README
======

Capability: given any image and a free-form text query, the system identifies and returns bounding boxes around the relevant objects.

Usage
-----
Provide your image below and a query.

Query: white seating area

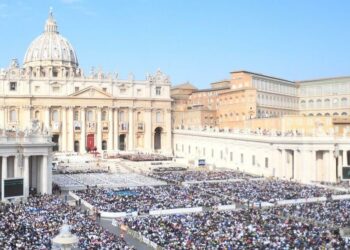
[53,173,166,189]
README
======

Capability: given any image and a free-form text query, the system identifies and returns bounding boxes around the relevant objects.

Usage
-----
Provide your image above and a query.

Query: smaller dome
[23,10,78,69]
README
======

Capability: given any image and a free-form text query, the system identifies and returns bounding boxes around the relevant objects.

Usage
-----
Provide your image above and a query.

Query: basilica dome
[23,11,78,70]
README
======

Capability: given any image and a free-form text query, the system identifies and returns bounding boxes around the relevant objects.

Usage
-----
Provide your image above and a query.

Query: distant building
[171,70,350,134]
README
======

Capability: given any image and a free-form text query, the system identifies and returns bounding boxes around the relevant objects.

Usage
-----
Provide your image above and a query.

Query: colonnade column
[113,107,119,151]
[107,107,114,151]
[144,108,152,152]
[41,155,48,194]
[67,107,74,152]
[96,107,102,152]
[23,156,29,197]
[61,107,67,152]
[1,156,7,201]
[128,107,134,151]
[80,107,86,154]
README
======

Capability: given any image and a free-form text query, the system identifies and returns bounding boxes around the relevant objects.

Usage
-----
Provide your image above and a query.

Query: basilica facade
[0,11,172,154]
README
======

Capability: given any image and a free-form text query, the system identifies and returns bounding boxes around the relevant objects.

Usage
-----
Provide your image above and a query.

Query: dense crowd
[149,170,254,183]
[75,185,227,213]
[268,200,350,228]
[113,153,172,162]
[195,179,341,203]
[122,209,349,249]
[0,195,132,249]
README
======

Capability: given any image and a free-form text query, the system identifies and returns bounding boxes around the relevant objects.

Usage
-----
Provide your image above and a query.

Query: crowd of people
[268,200,350,228]
[0,195,133,249]
[122,208,349,249]
[112,153,172,162]
[149,170,255,183]
[194,179,342,203]
[74,185,227,213]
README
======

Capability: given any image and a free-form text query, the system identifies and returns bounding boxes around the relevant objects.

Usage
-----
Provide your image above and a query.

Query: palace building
[0,11,172,154]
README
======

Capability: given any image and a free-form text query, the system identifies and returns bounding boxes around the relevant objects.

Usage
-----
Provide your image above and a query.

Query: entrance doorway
[52,135,59,151]
[119,134,126,151]
[74,141,79,153]
[154,127,162,150]
[87,134,95,151]
[102,140,107,150]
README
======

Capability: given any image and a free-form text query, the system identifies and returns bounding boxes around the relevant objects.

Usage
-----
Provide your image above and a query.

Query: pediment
[69,86,112,98]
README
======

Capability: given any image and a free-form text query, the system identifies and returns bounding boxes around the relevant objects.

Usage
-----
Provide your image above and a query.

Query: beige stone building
[172,70,350,133]
[0,11,172,154]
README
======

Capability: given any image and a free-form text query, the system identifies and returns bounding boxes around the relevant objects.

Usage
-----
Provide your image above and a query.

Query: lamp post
[334,143,340,183]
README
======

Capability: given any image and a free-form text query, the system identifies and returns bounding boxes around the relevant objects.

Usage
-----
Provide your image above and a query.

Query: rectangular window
[10,82,17,91]
[52,86,60,93]
[156,86,161,96]
[265,157,269,168]
[137,89,142,95]
[241,153,244,164]
[102,87,107,92]
[252,155,256,166]
[120,88,126,94]
[75,87,79,92]
[35,86,40,92]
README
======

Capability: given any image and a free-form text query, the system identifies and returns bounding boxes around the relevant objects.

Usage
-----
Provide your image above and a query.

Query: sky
[0,0,349,88]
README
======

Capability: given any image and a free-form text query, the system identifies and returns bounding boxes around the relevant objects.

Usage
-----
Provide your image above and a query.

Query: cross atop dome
[45,7,58,33]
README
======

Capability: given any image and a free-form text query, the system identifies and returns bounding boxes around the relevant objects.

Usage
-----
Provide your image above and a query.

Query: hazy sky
[0,0,349,88]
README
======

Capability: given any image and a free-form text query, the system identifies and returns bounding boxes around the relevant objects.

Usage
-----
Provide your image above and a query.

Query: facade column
[128,107,134,151]
[23,156,29,197]
[44,106,50,129]
[14,156,19,178]
[107,107,114,151]
[41,155,48,194]
[1,157,7,201]
[113,108,119,151]
[96,107,102,152]
[67,106,74,152]
[144,108,152,152]
[165,108,172,154]
[61,107,67,152]
[22,105,31,130]
[80,107,86,154]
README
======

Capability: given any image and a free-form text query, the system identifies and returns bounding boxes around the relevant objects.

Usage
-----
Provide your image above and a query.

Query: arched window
[10,109,17,122]
[34,110,40,119]
[119,111,125,122]
[316,99,322,108]
[52,110,59,122]
[341,97,348,107]
[308,100,314,108]
[300,100,306,108]
[325,113,330,116]
[308,113,314,116]
[316,113,322,116]
[341,112,348,116]
[333,112,339,116]
[156,111,162,123]
[86,110,93,122]
[101,110,107,121]
[333,98,339,107]
[324,99,330,108]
